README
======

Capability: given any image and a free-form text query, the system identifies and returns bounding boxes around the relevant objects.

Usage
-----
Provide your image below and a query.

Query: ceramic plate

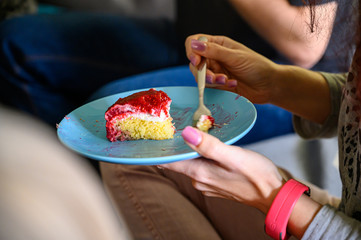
[57,87,256,165]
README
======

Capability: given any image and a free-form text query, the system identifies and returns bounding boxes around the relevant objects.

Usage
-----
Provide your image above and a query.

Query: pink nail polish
[190,55,197,66]
[227,80,237,87]
[215,75,226,84]
[206,75,213,84]
[182,126,202,146]
[191,39,206,52]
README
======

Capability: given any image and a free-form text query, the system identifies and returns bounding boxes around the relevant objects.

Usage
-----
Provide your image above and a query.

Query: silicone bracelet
[265,179,310,240]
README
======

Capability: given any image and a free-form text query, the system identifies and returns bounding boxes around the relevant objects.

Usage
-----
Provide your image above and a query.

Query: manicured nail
[190,55,197,66]
[182,126,202,146]
[206,75,213,84]
[191,39,206,52]
[227,80,237,87]
[215,75,226,85]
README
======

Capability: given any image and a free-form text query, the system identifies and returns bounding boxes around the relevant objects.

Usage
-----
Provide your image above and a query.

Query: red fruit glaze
[104,89,172,141]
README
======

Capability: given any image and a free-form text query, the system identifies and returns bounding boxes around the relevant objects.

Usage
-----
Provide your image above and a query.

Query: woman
[157,30,361,240]
[158,9,361,239]
[100,2,361,240]
[100,36,356,239]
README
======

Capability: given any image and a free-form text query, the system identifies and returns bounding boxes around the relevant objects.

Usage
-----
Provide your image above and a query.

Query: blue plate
[57,86,257,165]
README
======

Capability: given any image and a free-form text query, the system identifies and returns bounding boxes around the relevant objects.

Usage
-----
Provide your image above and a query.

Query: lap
[100,163,339,240]
[100,162,222,240]
[100,162,272,240]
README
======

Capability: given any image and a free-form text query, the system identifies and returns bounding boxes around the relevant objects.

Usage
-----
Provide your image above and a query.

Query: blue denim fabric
[0,12,180,125]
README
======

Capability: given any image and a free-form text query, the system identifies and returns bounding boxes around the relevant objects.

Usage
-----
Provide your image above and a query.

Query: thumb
[190,39,235,65]
[182,126,233,162]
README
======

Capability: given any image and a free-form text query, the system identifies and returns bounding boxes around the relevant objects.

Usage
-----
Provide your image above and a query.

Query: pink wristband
[265,179,310,240]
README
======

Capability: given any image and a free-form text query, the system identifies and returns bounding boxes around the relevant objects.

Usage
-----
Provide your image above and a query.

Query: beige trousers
[100,162,340,240]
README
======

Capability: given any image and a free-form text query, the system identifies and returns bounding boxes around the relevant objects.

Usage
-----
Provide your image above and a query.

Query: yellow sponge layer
[116,117,174,140]
[196,118,213,132]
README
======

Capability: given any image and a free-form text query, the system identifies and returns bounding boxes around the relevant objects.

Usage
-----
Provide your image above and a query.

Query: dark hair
[303,0,319,33]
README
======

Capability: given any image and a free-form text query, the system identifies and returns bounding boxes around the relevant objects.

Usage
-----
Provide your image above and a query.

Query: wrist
[268,64,291,105]
[264,179,310,240]
[258,177,285,214]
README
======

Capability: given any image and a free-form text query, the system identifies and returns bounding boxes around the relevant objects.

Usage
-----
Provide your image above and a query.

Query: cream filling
[112,104,171,122]
[127,112,169,122]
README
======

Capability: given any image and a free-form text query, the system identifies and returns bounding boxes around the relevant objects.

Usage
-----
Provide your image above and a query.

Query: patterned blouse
[293,52,361,238]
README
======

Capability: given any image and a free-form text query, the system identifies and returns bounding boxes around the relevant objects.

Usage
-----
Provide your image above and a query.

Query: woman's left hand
[159,126,284,214]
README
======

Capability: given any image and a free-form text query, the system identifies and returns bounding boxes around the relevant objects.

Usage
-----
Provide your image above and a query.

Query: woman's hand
[186,34,331,124]
[159,126,284,214]
[185,34,280,104]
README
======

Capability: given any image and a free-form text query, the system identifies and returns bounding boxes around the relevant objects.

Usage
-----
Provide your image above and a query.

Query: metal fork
[192,36,212,126]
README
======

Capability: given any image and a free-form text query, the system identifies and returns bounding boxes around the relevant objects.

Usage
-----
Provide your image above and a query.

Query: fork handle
[197,36,208,105]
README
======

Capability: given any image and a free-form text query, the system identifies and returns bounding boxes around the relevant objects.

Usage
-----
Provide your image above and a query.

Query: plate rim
[57,86,257,165]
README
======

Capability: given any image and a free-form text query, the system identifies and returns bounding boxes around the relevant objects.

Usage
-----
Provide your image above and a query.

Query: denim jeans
[0,12,181,125]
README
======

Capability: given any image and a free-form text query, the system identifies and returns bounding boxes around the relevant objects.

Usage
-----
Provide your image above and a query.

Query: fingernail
[182,126,202,146]
[227,80,237,87]
[190,55,197,66]
[191,39,206,52]
[206,75,213,84]
[215,75,226,85]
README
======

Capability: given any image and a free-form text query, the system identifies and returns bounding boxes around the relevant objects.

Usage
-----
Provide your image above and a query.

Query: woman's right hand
[185,34,280,104]
[186,34,331,124]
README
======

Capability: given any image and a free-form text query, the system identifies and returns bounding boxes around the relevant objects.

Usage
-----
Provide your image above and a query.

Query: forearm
[228,0,337,68]
[270,64,331,124]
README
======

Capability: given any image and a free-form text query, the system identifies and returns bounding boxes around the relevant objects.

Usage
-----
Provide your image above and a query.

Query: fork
[192,36,212,126]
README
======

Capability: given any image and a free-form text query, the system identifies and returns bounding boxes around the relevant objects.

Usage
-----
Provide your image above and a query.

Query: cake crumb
[196,115,215,132]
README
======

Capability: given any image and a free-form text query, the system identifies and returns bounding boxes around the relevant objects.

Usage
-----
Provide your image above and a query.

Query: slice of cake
[105,89,175,142]
[196,115,215,132]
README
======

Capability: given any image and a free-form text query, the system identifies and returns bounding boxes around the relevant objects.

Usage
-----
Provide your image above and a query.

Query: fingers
[159,157,206,178]
[185,34,244,91]
[192,180,229,199]
[186,34,212,66]
[159,126,238,172]
[180,126,237,164]
[189,64,237,89]
[187,40,232,67]
[185,34,244,67]
[185,34,241,54]
[186,35,243,89]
